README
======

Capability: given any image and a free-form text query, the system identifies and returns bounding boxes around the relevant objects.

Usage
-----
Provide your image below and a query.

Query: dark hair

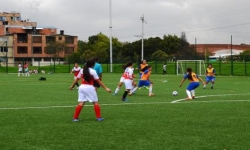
[141,65,151,72]
[83,58,96,82]
[187,68,193,80]
[94,57,99,62]
[122,61,133,70]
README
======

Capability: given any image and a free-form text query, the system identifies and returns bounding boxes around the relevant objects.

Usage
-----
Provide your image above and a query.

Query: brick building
[192,44,250,56]
[0,12,78,66]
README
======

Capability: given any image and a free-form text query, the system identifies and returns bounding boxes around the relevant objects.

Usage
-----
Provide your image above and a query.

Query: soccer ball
[172,91,178,96]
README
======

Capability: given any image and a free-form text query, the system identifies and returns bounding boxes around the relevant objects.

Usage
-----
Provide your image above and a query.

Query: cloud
[1,0,250,44]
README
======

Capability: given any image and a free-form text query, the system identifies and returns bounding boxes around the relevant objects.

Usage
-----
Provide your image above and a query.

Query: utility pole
[109,0,113,72]
[140,15,145,61]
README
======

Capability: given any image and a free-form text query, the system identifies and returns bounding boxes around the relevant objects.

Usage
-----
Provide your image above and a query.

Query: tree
[151,50,168,61]
[239,50,250,61]
[160,34,180,55]
[45,41,68,62]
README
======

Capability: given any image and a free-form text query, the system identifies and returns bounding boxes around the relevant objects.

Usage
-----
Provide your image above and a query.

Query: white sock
[114,86,120,94]
[186,90,192,98]
[191,90,195,96]
[149,86,152,93]
[130,87,138,93]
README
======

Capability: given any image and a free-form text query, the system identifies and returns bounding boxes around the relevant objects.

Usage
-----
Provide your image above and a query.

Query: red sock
[94,104,101,118]
[73,105,83,119]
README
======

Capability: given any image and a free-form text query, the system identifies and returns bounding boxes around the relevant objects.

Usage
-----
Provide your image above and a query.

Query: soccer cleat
[145,86,149,90]
[149,93,155,97]
[121,97,128,101]
[112,93,117,96]
[72,118,80,122]
[138,87,142,90]
[97,118,104,121]
[186,97,192,100]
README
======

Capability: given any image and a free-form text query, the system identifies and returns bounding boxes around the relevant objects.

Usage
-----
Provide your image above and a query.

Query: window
[34,58,42,61]
[65,37,74,44]
[17,34,28,43]
[32,36,42,43]
[44,58,51,61]
[46,36,56,43]
[33,47,42,54]
[65,47,74,54]
[0,47,8,52]
[58,36,62,40]
[17,47,28,53]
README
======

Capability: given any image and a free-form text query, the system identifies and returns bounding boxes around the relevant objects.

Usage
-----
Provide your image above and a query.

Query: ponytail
[187,68,193,80]
[83,58,96,82]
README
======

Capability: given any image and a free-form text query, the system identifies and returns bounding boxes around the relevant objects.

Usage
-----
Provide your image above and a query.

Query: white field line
[171,93,250,103]
[1,93,250,110]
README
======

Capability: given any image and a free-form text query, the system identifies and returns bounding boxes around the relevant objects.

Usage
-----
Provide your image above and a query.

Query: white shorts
[74,76,78,80]
[78,84,98,102]
[119,77,125,83]
[123,79,133,90]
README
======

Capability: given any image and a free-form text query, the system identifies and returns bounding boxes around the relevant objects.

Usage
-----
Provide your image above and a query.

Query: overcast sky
[2,0,250,44]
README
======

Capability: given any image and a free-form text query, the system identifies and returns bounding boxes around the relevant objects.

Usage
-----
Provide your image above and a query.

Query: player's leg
[211,77,215,89]
[72,85,87,122]
[203,77,210,89]
[122,80,132,101]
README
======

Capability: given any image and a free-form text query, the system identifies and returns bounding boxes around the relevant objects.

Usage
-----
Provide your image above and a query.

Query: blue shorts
[206,76,215,82]
[138,80,151,87]
[187,82,200,91]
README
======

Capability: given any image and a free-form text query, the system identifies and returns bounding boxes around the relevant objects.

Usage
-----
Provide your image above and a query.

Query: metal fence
[1,58,250,76]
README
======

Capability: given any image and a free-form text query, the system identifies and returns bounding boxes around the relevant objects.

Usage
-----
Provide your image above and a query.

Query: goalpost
[176,60,206,76]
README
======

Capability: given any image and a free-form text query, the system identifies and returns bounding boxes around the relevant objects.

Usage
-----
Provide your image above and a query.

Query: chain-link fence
[1,56,250,76]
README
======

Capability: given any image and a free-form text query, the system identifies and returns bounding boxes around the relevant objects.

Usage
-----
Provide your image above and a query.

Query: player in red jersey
[70,63,81,89]
[70,58,111,122]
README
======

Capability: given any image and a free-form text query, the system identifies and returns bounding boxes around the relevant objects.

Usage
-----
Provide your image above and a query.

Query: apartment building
[0,12,78,66]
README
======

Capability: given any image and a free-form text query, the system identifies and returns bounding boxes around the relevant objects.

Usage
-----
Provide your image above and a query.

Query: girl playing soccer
[70,63,81,89]
[179,68,205,100]
[70,58,111,122]
[121,61,135,101]
[113,66,137,96]
[129,66,155,96]
[203,64,215,89]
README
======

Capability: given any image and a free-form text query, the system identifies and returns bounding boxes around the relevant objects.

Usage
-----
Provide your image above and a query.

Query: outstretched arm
[179,79,186,87]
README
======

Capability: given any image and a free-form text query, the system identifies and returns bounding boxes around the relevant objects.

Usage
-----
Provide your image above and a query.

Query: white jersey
[18,64,23,72]
[72,67,81,77]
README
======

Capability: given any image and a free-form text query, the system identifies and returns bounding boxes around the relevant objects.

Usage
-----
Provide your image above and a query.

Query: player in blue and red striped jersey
[203,64,216,89]
[179,68,205,100]
[70,63,81,89]
[70,58,111,122]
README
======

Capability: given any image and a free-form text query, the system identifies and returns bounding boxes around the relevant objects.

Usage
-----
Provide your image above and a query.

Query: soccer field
[1,73,250,150]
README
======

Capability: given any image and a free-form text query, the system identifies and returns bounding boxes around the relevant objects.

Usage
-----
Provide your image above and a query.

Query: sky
[1,0,250,44]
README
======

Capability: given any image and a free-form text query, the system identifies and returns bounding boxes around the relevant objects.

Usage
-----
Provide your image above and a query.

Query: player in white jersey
[70,63,81,89]
[121,61,134,101]
[18,62,24,76]
[70,58,111,122]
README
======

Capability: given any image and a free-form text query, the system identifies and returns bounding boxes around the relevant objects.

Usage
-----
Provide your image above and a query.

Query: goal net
[177,60,206,76]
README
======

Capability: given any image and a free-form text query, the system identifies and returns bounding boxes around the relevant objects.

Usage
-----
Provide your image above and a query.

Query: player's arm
[198,76,206,85]
[179,79,186,87]
[179,74,187,87]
